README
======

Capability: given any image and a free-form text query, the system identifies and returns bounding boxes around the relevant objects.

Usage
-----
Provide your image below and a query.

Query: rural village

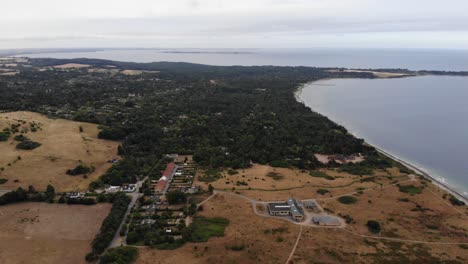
[0,57,467,264]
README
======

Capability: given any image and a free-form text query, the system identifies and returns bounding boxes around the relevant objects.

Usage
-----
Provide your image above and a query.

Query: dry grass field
[178,165,468,263]
[0,111,119,191]
[137,192,301,264]
[0,202,111,264]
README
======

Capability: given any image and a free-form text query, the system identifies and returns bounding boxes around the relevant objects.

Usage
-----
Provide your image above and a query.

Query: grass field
[0,111,119,191]
[0,202,111,264]
[185,217,229,242]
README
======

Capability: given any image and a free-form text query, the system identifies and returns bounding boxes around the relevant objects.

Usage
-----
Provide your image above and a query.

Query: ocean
[21,48,468,195]
[21,48,468,71]
[298,76,468,196]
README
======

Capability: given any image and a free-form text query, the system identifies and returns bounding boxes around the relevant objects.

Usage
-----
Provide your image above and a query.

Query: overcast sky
[1,0,468,49]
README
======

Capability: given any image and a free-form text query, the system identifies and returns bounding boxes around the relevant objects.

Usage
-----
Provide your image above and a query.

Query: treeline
[0,185,55,205]
[86,192,131,261]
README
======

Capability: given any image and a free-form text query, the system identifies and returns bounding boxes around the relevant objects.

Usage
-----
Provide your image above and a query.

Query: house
[105,186,121,193]
[141,219,156,225]
[67,192,84,199]
[122,184,137,193]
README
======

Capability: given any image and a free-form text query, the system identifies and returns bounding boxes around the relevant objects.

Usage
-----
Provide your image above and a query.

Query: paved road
[108,177,147,248]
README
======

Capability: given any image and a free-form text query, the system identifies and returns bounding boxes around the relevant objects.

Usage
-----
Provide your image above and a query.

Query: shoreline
[296,79,468,204]
[374,146,468,203]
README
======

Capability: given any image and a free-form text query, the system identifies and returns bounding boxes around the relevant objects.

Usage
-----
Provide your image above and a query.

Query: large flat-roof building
[267,198,304,221]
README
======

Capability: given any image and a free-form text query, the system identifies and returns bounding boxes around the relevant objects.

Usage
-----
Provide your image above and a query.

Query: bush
[230,244,245,251]
[85,252,98,262]
[227,169,238,175]
[266,172,284,180]
[339,163,373,175]
[310,171,334,180]
[0,187,28,205]
[366,220,381,234]
[0,178,8,184]
[0,131,10,141]
[338,196,357,204]
[317,189,330,195]
[67,197,96,205]
[449,195,465,206]
[99,246,138,264]
[66,164,94,176]
[398,185,423,195]
[13,134,28,141]
[126,231,139,244]
[16,140,41,150]
[166,190,187,204]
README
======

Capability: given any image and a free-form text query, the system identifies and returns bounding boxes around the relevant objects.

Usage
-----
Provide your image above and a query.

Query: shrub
[338,196,357,204]
[270,160,289,168]
[266,172,284,180]
[310,171,334,180]
[230,244,245,251]
[166,190,187,204]
[66,164,94,176]
[0,178,7,184]
[99,246,138,264]
[317,189,330,195]
[16,140,41,150]
[0,131,10,141]
[449,195,465,206]
[227,169,238,175]
[398,185,423,195]
[366,220,381,234]
[13,134,28,141]
[339,163,373,175]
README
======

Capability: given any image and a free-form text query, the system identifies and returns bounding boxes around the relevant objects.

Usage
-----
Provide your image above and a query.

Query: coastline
[374,146,468,203]
[296,79,468,204]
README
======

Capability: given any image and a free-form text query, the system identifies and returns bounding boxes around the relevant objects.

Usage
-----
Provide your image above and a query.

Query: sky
[1,0,468,50]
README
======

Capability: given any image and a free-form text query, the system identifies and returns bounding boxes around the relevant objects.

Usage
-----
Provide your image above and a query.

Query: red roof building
[162,162,176,177]
[155,178,168,193]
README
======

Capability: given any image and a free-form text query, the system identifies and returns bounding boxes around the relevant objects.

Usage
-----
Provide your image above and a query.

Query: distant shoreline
[296,79,468,204]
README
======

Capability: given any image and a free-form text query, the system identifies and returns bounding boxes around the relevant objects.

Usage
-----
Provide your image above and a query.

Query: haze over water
[299,76,468,195]
[21,48,468,71]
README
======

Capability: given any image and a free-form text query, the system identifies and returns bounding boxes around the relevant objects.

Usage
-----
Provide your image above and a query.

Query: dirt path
[285,225,302,264]
[341,228,468,245]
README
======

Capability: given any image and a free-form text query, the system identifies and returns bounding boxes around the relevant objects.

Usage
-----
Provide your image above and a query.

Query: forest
[1,58,393,186]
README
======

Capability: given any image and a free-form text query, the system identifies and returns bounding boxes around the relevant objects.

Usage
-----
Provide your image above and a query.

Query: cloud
[1,0,468,49]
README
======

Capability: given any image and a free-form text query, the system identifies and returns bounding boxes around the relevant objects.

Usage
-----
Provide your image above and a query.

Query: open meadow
[0,111,119,192]
[0,202,111,264]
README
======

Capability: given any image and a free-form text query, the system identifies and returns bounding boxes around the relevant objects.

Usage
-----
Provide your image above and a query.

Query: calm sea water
[22,48,468,71]
[299,76,468,195]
